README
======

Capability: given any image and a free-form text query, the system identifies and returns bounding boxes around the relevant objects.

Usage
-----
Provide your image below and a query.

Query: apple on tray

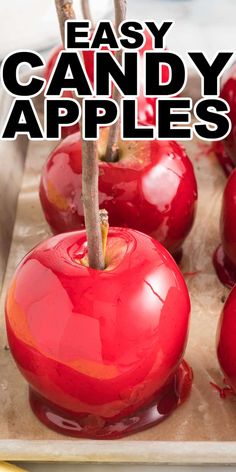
[5,226,192,439]
[213,167,236,288]
[42,4,194,263]
[40,128,198,262]
[217,284,236,395]
[5,0,193,439]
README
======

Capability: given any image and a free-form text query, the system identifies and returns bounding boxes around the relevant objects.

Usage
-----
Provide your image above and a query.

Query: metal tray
[0,75,236,465]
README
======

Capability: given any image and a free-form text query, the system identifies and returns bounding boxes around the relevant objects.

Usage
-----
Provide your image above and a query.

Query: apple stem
[105,0,127,163]
[99,209,109,261]
[81,0,94,28]
[54,0,105,270]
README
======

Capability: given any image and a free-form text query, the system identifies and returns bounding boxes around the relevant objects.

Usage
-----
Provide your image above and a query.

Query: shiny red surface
[217,285,236,393]
[213,245,236,289]
[40,133,197,257]
[29,360,192,438]
[213,168,236,287]
[220,63,236,167]
[5,228,191,437]
[44,30,170,136]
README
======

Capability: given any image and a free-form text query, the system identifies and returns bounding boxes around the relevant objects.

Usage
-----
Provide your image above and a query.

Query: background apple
[213,167,236,287]
[40,130,197,260]
[217,284,236,393]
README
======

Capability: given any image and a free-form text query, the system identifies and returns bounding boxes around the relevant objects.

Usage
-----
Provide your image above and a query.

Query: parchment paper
[0,99,236,444]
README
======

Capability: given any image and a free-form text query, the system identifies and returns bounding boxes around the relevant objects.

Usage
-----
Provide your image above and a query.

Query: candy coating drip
[29,360,192,439]
[6,229,191,439]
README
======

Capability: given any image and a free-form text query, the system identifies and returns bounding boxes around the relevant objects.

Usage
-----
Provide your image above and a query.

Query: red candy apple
[6,0,192,439]
[213,168,236,288]
[40,130,197,260]
[5,227,192,438]
[218,63,236,169]
[217,285,236,393]
[44,30,169,137]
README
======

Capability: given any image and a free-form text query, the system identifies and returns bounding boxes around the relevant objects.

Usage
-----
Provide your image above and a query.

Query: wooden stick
[54,0,105,269]
[81,139,105,269]
[54,0,76,40]
[105,0,127,162]
[81,0,94,28]
[100,208,109,259]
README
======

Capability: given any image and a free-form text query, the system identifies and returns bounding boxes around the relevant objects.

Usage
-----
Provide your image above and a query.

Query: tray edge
[0,440,235,464]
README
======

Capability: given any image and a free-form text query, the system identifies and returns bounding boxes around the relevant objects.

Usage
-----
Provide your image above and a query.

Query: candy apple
[40,130,197,260]
[213,168,236,288]
[44,30,170,137]
[5,227,192,438]
[217,62,236,170]
[217,284,236,393]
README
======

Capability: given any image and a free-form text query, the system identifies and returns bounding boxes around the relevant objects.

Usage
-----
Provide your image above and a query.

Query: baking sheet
[0,90,236,463]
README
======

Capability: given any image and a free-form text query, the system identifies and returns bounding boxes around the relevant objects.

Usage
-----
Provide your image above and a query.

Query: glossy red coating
[213,168,236,287]
[217,285,236,394]
[44,30,170,136]
[40,132,198,257]
[220,63,236,167]
[5,228,191,438]
[28,359,192,438]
